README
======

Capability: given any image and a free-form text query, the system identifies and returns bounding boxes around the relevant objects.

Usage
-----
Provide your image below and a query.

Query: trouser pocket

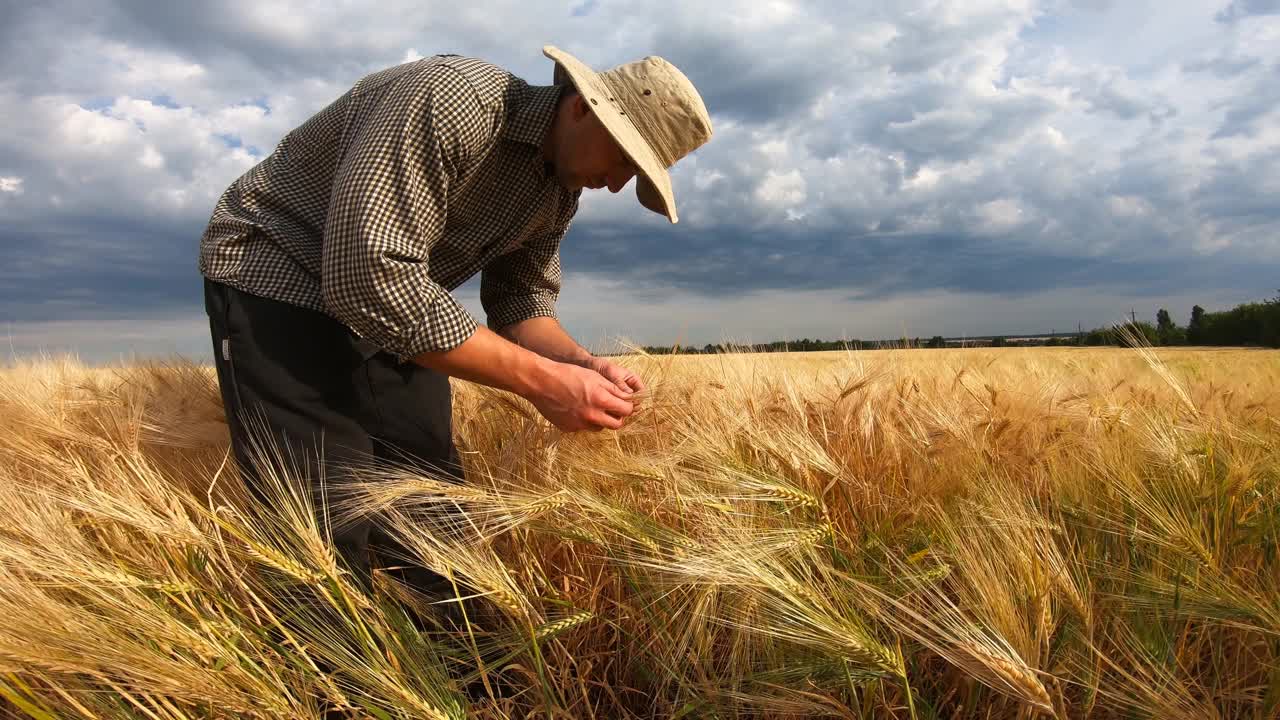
[204,278,248,447]
[362,351,463,483]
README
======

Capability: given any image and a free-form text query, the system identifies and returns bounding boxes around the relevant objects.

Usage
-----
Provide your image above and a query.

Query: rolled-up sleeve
[480,221,569,332]
[321,65,493,363]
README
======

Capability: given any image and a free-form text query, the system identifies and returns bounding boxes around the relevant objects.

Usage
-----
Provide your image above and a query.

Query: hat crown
[599,57,712,168]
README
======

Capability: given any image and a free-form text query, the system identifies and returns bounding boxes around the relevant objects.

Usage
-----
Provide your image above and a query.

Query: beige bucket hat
[544,45,712,224]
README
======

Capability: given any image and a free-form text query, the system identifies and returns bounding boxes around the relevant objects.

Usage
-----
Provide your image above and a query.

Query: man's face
[553,94,640,194]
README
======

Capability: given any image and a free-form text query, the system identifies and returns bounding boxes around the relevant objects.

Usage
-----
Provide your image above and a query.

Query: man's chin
[559,171,585,192]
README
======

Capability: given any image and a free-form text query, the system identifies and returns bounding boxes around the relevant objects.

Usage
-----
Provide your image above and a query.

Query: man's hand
[527,361,636,432]
[411,321,644,433]
[584,356,646,395]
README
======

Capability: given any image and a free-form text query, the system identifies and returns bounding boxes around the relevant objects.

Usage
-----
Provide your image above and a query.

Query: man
[198,46,713,592]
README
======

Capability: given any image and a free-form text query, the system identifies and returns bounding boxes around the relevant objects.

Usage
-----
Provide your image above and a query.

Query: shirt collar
[503,83,566,148]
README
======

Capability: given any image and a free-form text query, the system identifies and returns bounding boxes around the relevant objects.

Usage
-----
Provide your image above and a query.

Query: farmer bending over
[198,46,713,594]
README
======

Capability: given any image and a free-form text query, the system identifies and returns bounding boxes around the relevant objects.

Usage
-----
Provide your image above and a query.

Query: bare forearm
[409,325,555,397]
[410,320,636,434]
[496,316,593,367]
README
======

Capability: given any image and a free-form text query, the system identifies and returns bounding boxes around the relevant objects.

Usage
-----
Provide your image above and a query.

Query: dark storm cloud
[1184,55,1261,77]
[853,88,1056,171]
[98,1,385,82]
[1193,145,1280,229]
[0,0,1277,349]
[560,220,1274,303]
[0,216,206,324]
[1215,0,1280,22]
[1211,64,1280,139]
[0,1,367,102]
[647,26,842,125]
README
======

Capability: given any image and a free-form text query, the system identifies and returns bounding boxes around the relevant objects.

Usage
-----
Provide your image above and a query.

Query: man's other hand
[585,356,646,395]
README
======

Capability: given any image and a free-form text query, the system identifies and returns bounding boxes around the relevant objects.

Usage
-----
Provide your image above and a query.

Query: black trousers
[203,276,462,597]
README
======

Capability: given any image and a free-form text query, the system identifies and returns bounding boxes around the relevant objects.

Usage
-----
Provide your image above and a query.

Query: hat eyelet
[590,98,597,105]
[643,89,652,96]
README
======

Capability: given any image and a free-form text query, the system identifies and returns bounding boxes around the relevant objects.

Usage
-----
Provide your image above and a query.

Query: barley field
[0,346,1277,719]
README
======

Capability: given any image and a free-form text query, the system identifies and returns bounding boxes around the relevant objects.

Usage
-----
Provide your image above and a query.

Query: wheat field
[0,346,1276,719]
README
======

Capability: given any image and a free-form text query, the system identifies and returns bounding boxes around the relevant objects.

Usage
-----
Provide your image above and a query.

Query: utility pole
[1130,308,1137,325]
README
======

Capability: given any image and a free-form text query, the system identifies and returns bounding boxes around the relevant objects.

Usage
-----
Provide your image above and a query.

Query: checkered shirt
[198,54,580,364]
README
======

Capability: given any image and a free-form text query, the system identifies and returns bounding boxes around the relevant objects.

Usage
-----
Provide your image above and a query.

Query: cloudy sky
[1,0,1278,364]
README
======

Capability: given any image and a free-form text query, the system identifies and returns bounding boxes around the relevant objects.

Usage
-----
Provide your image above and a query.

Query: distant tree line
[637,291,1280,354]
[1053,291,1280,348]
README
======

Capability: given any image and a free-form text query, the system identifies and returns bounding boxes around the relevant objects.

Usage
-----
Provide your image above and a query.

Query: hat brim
[544,45,678,223]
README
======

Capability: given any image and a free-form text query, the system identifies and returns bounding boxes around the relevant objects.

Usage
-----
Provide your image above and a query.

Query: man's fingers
[604,382,634,402]
[595,361,644,395]
[600,392,634,418]
[612,368,644,394]
[589,410,624,430]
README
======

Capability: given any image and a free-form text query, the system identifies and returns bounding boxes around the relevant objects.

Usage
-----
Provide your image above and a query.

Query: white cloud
[755,169,807,210]
[0,177,22,194]
[0,92,260,225]
[978,198,1028,231]
[100,41,206,90]
[1108,194,1152,217]
[693,167,725,190]
[139,145,165,169]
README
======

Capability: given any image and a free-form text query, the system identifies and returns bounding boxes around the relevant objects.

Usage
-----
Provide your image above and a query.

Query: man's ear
[570,92,591,121]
